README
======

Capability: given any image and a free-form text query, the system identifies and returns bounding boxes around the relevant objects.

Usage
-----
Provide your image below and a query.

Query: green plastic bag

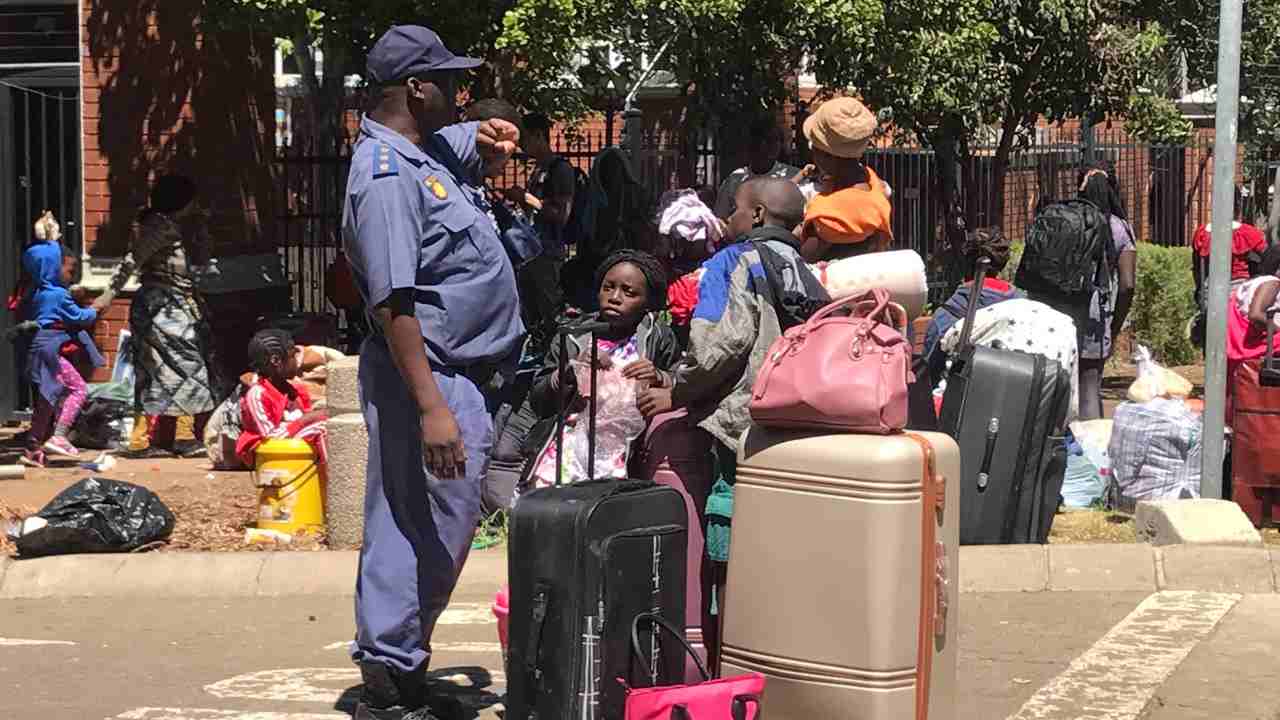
[705,478,734,563]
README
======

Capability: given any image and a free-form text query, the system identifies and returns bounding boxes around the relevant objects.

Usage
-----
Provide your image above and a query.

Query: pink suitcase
[720,428,959,719]
[633,409,718,682]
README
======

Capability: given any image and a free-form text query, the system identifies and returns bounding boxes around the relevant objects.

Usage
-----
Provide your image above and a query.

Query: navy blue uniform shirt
[342,117,524,368]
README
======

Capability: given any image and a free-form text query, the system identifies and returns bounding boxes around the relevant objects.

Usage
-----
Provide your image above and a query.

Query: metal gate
[1,65,82,420]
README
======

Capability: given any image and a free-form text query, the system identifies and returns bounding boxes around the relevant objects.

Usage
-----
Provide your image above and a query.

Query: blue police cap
[366,25,482,84]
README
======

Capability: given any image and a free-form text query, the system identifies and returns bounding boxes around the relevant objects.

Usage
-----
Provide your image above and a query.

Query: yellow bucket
[253,438,326,535]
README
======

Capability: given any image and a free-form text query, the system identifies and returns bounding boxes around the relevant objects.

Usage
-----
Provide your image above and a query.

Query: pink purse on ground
[623,613,764,720]
[749,288,912,434]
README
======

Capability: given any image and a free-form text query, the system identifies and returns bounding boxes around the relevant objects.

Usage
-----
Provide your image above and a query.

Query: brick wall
[80,0,276,380]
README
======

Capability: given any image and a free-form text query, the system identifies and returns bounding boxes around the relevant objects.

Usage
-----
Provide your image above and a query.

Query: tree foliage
[811,0,1178,242]
[1156,0,1280,154]
[206,0,518,140]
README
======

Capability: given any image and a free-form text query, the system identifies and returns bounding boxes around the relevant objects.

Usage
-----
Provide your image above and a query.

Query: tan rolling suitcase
[720,428,959,720]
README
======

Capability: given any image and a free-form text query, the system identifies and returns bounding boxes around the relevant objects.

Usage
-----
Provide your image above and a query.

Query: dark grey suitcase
[505,322,689,720]
[939,259,1072,545]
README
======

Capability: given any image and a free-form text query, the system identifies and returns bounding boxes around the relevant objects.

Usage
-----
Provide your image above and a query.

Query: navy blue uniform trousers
[352,336,501,673]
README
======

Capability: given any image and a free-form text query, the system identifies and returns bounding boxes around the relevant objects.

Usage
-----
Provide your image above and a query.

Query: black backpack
[752,240,831,330]
[552,157,608,250]
[1016,199,1110,302]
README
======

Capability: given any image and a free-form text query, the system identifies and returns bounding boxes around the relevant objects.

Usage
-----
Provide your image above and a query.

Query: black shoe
[122,446,174,460]
[356,662,438,720]
[353,703,440,720]
[173,440,207,458]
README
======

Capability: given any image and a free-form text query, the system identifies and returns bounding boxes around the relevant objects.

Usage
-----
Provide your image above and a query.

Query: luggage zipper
[1004,355,1045,543]
[527,583,550,684]
[599,524,686,689]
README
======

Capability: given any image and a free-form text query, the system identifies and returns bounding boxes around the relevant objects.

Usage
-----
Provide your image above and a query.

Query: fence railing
[274,120,1269,314]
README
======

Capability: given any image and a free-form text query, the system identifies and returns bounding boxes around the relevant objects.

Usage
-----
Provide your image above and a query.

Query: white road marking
[438,604,496,625]
[1008,591,1241,720]
[114,711,342,720]
[0,637,76,646]
[204,668,360,703]
[324,640,502,654]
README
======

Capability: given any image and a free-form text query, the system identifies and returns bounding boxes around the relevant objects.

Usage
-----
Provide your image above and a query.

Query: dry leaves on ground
[1,478,326,556]
[160,484,328,552]
[1051,509,1280,546]
[0,502,35,556]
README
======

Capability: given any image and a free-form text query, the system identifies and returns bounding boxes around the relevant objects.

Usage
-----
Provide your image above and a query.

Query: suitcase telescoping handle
[555,323,602,486]
[957,257,992,353]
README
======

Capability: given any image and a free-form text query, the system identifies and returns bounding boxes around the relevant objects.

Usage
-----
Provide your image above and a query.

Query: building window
[0,5,78,65]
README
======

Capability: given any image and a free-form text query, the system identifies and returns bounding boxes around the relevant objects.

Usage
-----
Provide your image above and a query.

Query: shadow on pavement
[336,665,503,719]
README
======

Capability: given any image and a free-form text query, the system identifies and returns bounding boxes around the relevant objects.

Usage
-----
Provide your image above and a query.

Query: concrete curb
[0,545,1276,599]
[963,544,1280,594]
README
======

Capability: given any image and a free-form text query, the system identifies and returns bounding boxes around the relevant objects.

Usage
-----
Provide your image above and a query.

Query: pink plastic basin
[493,586,510,656]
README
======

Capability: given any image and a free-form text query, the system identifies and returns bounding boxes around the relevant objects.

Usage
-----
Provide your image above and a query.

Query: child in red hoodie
[236,329,328,467]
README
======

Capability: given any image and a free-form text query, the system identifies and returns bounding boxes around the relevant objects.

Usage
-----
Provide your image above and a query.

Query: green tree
[497,0,883,181]
[826,2,1174,231]
[206,0,520,143]
[1155,0,1280,231]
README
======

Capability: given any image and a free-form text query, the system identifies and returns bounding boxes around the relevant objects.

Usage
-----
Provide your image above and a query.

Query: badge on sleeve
[425,175,448,200]
[372,144,399,179]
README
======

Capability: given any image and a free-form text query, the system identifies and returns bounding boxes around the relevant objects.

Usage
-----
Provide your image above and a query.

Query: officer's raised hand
[477,119,519,168]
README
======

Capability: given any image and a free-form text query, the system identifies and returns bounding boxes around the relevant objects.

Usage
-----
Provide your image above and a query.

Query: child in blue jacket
[19,242,104,466]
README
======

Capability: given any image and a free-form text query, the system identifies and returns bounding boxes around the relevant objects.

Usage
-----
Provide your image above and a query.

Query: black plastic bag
[70,398,131,450]
[13,478,175,557]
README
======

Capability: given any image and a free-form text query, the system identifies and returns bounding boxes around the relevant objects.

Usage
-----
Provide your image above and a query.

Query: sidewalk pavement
[2,544,1279,599]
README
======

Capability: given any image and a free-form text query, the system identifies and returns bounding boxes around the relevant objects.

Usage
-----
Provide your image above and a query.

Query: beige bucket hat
[803,97,878,159]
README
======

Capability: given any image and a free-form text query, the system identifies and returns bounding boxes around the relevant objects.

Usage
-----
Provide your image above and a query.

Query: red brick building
[1,0,275,417]
[78,0,277,382]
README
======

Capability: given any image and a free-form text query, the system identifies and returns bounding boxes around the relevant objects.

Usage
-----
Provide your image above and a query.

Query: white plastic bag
[530,363,648,486]
[110,329,135,390]
[1128,345,1193,403]
[1062,419,1114,508]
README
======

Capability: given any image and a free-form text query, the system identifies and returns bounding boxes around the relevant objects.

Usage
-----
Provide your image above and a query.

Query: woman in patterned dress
[93,175,223,457]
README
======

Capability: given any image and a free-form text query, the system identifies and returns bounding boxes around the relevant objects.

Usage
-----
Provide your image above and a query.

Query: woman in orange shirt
[797,97,893,262]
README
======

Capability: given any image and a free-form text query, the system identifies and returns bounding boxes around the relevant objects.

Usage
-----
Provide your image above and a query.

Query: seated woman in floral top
[487,250,680,506]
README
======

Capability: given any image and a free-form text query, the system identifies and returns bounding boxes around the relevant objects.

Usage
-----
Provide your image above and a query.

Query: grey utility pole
[1202,0,1244,499]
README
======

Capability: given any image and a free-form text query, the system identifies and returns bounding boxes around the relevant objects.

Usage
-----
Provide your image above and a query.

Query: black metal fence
[275,119,1268,315]
[1,77,81,419]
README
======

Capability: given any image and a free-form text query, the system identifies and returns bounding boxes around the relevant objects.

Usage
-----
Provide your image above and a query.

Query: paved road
[2,585,1279,718]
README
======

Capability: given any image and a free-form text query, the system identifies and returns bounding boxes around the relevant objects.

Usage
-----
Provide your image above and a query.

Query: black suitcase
[506,322,689,720]
[939,259,1072,545]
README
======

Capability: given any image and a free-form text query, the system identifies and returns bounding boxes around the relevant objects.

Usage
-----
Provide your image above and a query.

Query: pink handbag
[623,614,764,720]
[749,288,912,433]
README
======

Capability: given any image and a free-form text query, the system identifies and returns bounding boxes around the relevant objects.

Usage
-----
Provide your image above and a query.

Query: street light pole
[1202,0,1244,499]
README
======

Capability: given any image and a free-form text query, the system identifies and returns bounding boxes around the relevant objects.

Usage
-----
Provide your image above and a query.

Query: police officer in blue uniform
[341,25,523,720]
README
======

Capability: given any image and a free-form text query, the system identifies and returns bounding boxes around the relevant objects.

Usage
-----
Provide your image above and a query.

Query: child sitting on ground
[236,329,328,468]
[19,240,104,466]
[487,250,680,508]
